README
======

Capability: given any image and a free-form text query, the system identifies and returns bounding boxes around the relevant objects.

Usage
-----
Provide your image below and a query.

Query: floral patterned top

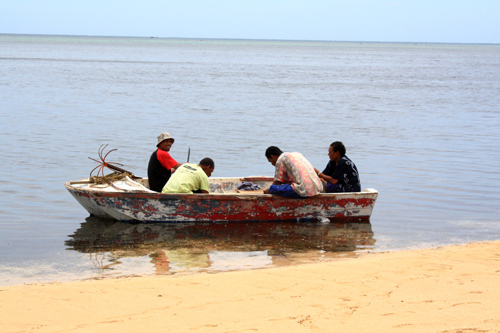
[274,152,323,197]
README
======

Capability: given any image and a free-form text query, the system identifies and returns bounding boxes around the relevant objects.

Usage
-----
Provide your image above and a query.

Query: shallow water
[0,35,499,285]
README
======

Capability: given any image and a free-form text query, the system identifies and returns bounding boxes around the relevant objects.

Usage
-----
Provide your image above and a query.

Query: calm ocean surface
[1,35,499,286]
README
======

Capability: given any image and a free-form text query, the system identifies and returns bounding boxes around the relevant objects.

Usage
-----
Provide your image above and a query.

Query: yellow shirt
[161,163,210,194]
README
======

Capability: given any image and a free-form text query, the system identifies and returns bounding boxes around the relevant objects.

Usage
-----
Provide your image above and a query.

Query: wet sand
[1,240,499,332]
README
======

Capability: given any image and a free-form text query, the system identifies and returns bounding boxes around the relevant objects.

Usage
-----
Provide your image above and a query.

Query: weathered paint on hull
[66,182,378,223]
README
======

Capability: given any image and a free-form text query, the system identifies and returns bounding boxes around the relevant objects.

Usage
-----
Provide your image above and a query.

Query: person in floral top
[263,146,324,198]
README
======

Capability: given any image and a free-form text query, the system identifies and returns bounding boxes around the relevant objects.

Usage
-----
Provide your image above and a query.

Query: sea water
[1,35,499,285]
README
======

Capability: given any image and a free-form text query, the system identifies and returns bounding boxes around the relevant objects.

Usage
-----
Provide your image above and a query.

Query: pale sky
[1,0,499,43]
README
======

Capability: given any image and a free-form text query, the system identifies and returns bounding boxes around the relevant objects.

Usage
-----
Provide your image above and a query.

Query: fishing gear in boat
[87,144,136,183]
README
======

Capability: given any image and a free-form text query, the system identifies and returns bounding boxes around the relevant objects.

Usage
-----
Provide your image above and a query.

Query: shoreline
[1,240,499,332]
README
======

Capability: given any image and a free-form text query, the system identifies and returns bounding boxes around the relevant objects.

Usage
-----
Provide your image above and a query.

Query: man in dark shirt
[147,132,182,192]
[314,141,361,193]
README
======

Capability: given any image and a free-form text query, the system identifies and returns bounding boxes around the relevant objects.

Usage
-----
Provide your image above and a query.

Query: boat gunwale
[65,182,378,200]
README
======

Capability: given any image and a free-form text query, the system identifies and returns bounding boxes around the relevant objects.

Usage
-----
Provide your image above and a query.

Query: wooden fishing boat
[65,176,378,223]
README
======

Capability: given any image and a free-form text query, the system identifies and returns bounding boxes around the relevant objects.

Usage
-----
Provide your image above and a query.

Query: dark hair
[330,141,346,156]
[265,146,283,158]
[199,157,214,168]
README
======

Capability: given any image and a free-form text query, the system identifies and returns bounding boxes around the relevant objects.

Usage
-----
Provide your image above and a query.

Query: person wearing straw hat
[147,132,182,192]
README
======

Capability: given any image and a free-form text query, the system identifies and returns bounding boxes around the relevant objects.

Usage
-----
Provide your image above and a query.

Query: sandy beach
[1,240,499,332]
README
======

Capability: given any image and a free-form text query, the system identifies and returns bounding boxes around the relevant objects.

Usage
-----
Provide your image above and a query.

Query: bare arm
[314,168,338,184]
[170,163,183,173]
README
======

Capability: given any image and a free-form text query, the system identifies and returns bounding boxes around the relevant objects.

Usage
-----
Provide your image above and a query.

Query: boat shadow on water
[65,217,376,277]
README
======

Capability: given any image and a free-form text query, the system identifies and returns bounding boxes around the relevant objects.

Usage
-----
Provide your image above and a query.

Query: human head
[157,132,175,151]
[328,141,346,162]
[199,157,215,177]
[265,146,283,166]
[330,141,346,156]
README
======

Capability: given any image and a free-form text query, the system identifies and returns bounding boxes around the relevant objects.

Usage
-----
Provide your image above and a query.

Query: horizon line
[1,33,498,46]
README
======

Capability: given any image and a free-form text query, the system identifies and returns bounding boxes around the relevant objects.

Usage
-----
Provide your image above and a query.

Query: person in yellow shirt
[162,158,214,194]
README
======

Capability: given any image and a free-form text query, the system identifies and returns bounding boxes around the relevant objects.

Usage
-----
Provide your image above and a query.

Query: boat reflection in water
[65,217,376,278]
